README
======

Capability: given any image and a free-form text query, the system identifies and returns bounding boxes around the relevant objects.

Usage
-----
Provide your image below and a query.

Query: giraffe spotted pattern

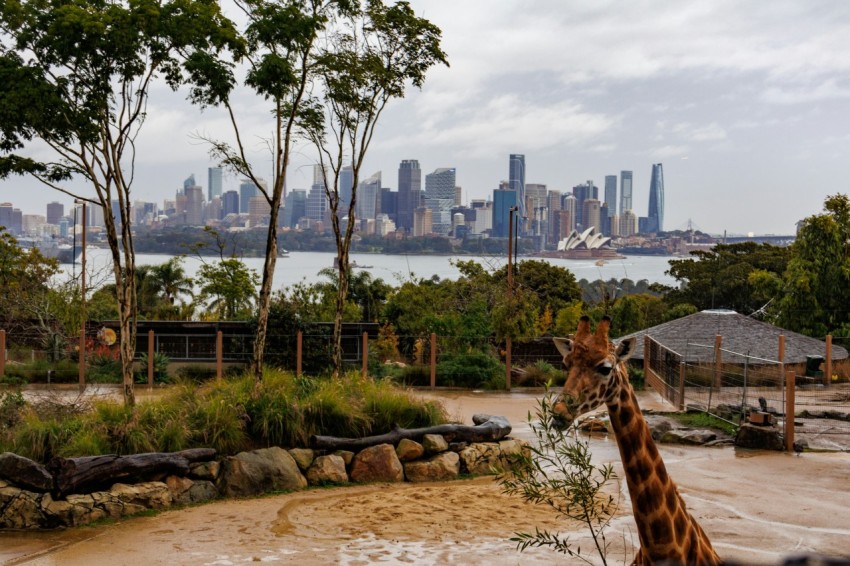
[553,316,720,566]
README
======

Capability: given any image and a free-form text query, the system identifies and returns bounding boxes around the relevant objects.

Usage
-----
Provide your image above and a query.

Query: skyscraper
[339,165,354,217]
[283,189,307,228]
[604,175,617,217]
[208,167,223,201]
[239,179,260,214]
[46,202,64,225]
[222,190,239,216]
[647,163,664,232]
[509,154,525,219]
[620,171,633,216]
[424,167,456,235]
[397,159,421,232]
[356,171,381,221]
[492,188,518,238]
[572,181,598,230]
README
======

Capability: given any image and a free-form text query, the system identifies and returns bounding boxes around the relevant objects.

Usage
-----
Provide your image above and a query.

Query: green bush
[135,352,171,384]
[436,351,504,388]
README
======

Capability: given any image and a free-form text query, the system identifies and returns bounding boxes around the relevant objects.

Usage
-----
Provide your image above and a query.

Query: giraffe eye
[596,363,612,377]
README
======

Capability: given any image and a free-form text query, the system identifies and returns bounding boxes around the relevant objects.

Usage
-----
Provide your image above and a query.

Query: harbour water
[68,248,678,290]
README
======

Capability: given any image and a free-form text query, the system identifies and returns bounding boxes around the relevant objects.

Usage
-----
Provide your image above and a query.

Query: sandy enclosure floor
[3,389,850,565]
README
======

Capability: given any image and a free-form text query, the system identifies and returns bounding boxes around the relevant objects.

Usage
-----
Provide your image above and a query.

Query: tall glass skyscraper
[620,170,633,214]
[339,165,354,217]
[604,175,617,217]
[647,163,664,232]
[425,167,456,235]
[493,188,518,238]
[208,167,223,201]
[397,159,421,232]
[509,154,525,219]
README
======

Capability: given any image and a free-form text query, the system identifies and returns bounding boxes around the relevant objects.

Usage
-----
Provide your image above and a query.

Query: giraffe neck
[605,377,719,564]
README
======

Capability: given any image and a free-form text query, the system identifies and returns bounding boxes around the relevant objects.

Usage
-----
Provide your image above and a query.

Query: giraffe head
[551,315,636,421]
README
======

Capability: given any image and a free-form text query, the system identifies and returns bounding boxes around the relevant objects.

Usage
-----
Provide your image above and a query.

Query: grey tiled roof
[618,310,847,363]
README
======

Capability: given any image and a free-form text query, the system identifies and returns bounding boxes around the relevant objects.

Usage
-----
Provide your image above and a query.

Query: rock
[660,429,717,446]
[0,485,52,529]
[44,493,107,527]
[189,460,220,481]
[288,448,315,472]
[333,450,355,466]
[0,452,54,492]
[735,423,784,451]
[306,455,349,486]
[218,447,307,497]
[404,452,460,482]
[498,439,528,469]
[110,481,172,509]
[185,480,219,504]
[422,434,449,454]
[349,444,404,483]
[165,475,195,505]
[579,417,609,433]
[649,419,673,441]
[396,438,424,462]
[448,442,468,452]
[459,442,501,475]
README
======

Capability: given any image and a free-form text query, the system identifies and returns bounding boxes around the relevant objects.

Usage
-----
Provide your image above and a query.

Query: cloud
[761,78,850,105]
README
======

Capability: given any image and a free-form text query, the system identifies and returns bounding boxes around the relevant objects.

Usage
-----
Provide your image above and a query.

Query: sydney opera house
[539,227,624,260]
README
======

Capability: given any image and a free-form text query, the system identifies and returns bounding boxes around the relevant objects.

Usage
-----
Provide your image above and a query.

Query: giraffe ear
[552,337,574,359]
[615,337,636,361]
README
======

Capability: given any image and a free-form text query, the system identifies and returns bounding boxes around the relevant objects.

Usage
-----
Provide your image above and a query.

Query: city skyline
[2,1,848,235]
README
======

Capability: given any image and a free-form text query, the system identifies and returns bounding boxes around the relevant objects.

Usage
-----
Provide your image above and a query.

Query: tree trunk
[49,448,216,498]
[311,414,512,451]
[252,199,282,382]
[332,247,349,378]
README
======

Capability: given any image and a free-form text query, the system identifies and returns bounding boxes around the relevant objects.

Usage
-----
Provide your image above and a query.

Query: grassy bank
[0,370,447,464]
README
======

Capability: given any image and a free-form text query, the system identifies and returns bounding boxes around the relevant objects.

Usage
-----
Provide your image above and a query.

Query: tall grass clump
[358,376,446,433]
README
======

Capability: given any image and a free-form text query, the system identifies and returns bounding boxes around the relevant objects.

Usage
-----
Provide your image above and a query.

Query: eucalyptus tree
[187,0,340,380]
[302,0,447,376]
[0,0,239,405]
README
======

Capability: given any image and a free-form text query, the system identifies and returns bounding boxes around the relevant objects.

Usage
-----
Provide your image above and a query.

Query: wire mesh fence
[645,336,850,444]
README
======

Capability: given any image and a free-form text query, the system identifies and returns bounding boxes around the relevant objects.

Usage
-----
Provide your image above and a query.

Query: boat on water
[280,249,290,258]
[16,236,81,264]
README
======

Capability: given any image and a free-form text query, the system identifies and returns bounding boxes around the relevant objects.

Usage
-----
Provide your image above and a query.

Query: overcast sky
[4,0,850,235]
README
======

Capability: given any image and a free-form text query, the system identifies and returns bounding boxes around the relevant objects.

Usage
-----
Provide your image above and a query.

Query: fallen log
[49,448,216,498]
[311,414,512,451]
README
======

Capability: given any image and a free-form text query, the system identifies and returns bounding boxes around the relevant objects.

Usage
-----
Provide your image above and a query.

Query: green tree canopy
[196,258,259,320]
[777,194,850,336]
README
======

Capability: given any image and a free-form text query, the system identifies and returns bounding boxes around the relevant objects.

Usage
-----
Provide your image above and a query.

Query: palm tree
[150,257,194,307]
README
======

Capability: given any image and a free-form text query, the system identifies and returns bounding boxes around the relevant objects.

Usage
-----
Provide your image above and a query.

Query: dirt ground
[2,389,850,565]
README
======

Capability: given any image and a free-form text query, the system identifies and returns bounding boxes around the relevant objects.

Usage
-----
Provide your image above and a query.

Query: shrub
[135,352,171,384]
[437,351,504,388]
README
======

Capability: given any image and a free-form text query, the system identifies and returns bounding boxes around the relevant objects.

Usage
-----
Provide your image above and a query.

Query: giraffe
[552,315,720,566]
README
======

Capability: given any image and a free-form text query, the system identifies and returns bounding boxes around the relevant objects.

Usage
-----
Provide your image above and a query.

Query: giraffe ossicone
[553,315,720,566]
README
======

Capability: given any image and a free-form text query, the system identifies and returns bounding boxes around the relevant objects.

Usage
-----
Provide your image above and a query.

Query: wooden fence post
[713,335,723,389]
[0,329,5,377]
[362,332,368,378]
[505,337,512,390]
[148,330,155,387]
[678,361,686,411]
[430,333,437,389]
[216,330,223,382]
[79,327,86,391]
[785,370,796,452]
[825,335,833,386]
[296,331,303,378]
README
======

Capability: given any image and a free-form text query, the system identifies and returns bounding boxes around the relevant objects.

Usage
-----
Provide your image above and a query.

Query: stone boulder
[165,475,216,505]
[422,434,449,454]
[659,429,718,446]
[459,442,501,475]
[735,423,784,451]
[497,439,529,469]
[396,438,425,462]
[0,452,54,492]
[306,455,349,486]
[110,481,172,510]
[189,460,220,481]
[404,452,460,482]
[0,484,53,529]
[288,448,315,472]
[333,450,355,467]
[185,480,219,504]
[218,447,307,497]
[349,444,404,483]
